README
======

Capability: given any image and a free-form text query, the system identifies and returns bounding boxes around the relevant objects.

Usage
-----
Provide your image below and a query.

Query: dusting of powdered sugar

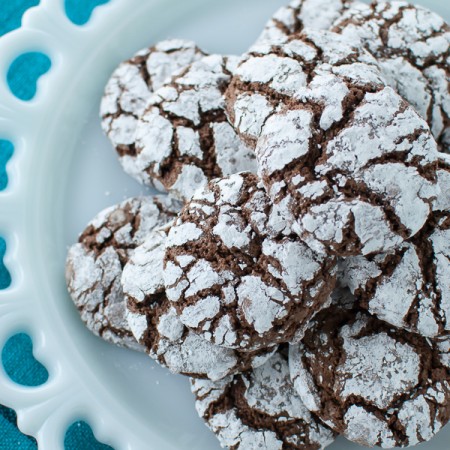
[340,210,450,338]
[229,27,384,145]
[130,54,256,201]
[100,39,206,181]
[429,217,450,334]
[344,406,396,447]
[434,158,450,212]
[289,343,322,413]
[254,0,356,47]
[65,196,181,351]
[122,227,277,381]
[333,1,450,152]
[301,86,438,256]
[163,172,337,351]
[228,28,440,257]
[335,317,420,409]
[290,298,450,448]
[255,109,313,176]
[191,351,335,449]
[296,199,404,257]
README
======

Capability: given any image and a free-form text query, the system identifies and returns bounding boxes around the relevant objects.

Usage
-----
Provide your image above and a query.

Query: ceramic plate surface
[0,0,449,448]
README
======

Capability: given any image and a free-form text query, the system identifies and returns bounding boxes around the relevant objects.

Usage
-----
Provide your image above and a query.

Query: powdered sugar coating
[265,91,439,255]
[191,351,335,450]
[333,1,450,152]
[228,29,440,256]
[342,406,396,448]
[100,39,206,180]
[65,196,181,351]
[437,335,450,370]
[289,297,450,448]
[123,227,277,381]
[341,208,450,338]
[163,172,337,351]
[337,329,420,410]
[130,55,256,201]
[229,28,441,257]
[254,0,356,47]
[227,29,385,145]
[434,156,450,212]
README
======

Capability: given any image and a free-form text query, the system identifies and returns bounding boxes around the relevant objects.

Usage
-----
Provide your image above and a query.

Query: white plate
[0,0,449,448]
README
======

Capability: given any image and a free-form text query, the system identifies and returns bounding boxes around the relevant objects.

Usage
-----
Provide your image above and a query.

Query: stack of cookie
[66,1,450,448]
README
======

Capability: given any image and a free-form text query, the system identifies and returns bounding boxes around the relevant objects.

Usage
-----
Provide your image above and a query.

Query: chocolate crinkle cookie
[226,28,384,148]
[191,350,336,450]
[130,54,256,201]
[434,155,450,212]
[333,1,450,152]
[100,39,206,179]
[122,226,277,381]
[341,208,450,338]
[289,292,450,448]
[65,196,181,351]
[254,0,356,46]
[340,158,450,338]
[163,172,337,352]
[227,28,441,257]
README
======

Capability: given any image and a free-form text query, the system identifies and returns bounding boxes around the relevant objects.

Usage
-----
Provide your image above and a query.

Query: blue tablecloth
[0,3,113,449]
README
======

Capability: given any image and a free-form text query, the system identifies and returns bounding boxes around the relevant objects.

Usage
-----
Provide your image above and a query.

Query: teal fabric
[0,1,114,449]
[0,0,39,36]
[2,334,49,387]
[0,237,11,290]
[64,0,110,25]
[7,52,51,101]
[0,140,14,191]
[0,407,37,449]
[64,423,114,450]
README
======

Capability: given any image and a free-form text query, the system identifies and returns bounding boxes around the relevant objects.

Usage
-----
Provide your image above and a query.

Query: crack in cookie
[192,349,336,450]
[123,226,277,381]
[100,39,206,178]
[333,1,450,153]
[65,196,181,350]
[226,29,440,257]
[290,289,450,448]
[254,0,357,47]
[133,55,257,201]
[163,172,337,351]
